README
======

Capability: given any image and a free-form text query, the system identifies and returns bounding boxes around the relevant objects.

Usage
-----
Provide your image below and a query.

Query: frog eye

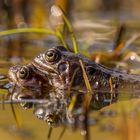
[45,50,59,62]
[18,67,30,79]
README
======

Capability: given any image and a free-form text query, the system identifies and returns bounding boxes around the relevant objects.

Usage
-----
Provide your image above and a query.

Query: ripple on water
[99,110,118,117]
[0,41,140,140]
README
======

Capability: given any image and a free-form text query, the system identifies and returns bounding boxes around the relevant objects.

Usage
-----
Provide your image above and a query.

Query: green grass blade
[0,28,56,36]
[79,60,93,109]
[79,60,92,93]
[0,28,68,49]
[53,5,78,53]
[62,13,78,53]
[56,30,68,49]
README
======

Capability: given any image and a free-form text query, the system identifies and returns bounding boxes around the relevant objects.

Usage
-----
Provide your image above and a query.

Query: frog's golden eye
[45,50,59,62]
[18,67,30,79]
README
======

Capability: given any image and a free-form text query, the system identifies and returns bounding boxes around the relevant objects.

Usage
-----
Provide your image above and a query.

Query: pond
[0,28,140,140]
[0,1,140,140]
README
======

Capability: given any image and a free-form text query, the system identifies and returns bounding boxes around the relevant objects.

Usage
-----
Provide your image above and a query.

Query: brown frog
[8,64,68,126]
[8,46,140,126]
[32,46,140,104]
[8,64,50,108]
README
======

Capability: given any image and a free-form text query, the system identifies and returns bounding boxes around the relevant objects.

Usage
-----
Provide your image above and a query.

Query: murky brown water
[0,18,140,140]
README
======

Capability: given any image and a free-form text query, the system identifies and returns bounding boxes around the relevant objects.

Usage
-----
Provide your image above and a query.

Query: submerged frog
[8,64,50,108]
[8,46,140,127]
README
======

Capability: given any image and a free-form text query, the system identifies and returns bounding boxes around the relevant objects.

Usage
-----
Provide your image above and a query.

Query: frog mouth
[8,71,18,84]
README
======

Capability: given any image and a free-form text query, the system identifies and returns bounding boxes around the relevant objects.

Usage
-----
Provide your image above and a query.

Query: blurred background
[0,0,140,140]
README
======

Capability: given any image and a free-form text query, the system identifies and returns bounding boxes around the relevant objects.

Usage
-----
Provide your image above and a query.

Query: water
[0,10,140,140]
[0,38,140,140]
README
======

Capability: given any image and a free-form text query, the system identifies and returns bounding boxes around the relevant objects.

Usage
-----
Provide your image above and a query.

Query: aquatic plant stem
[56,30,68,49]
[0,28,55,36]
[47,127,53,139]
[0,28,68,49]
[51,5,78,52]
[54,5,78,53]
[10,102,21,129]
[79,59,91,140]
[62,14,78,53]
[79,60,92,94]
[59,127,66,140]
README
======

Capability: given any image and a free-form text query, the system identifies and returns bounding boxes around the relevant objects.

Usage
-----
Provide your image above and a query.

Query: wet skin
[8,63,68,126]
[8,64,50,108]
[8,46,140,126]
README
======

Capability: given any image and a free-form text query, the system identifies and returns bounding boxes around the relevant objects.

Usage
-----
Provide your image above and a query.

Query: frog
[8,46,140,127]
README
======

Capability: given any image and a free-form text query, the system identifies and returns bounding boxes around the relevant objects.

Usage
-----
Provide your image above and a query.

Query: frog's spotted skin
[32,46,140,105]
[8,46,140,126]
[8,64,50,108]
